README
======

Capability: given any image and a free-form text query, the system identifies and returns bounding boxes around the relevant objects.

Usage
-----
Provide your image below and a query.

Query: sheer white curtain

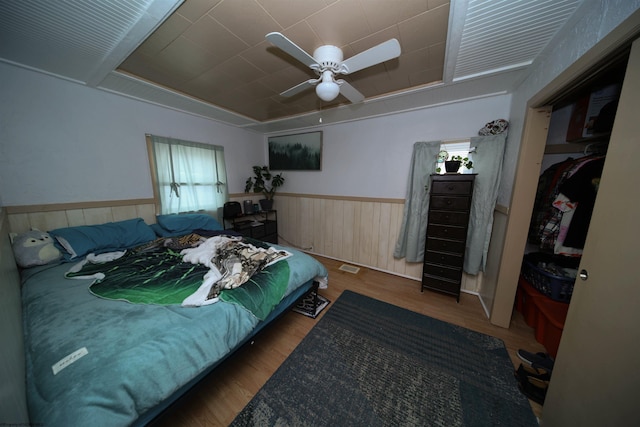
[150,135,228,215]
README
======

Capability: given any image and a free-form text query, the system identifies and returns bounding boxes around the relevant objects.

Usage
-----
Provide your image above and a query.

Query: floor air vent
[339,264,360,274]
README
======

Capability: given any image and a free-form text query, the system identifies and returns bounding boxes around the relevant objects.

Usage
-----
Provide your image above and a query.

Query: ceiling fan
[266,32,401,103]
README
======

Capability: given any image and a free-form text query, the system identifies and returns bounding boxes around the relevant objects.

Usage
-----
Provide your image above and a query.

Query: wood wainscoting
[5,199,157,234]
[6,194,482,294]
[231,193,482,294]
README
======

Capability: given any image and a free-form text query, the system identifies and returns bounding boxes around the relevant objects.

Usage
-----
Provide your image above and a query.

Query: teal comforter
[22,244,327,426]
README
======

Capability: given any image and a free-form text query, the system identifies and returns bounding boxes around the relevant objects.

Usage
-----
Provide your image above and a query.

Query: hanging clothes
[529,154,605,255]
[527,157,574,244]
[557,157,605,248]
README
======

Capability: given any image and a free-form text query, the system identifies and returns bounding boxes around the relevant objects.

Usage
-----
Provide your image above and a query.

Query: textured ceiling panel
[117,0,451,122]
[0,0,593,129]
[453,0,582,80]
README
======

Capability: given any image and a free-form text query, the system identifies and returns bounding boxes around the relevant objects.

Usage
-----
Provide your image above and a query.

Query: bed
[8,211,328,426]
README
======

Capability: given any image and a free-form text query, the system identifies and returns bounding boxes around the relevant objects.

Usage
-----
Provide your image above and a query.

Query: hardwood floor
[151,255,545,426]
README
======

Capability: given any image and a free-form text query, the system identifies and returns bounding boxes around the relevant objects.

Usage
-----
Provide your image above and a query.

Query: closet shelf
[545,134,610,154]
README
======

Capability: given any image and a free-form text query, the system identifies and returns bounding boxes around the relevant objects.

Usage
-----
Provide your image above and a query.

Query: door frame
[489,14,640,328]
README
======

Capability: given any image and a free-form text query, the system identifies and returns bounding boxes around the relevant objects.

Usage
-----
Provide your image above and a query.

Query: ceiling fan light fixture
[316,69,340,101]
[316,81,339,101]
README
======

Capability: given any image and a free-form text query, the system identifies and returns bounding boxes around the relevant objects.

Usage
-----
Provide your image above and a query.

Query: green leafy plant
[244,165,285,200]
[436,153,474,173]
[450,155,473,170]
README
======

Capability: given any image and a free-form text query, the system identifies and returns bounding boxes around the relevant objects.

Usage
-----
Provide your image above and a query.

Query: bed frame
[0,201,318,425]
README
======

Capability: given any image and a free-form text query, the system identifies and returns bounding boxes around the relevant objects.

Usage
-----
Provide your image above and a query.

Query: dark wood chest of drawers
[422,174,475,301]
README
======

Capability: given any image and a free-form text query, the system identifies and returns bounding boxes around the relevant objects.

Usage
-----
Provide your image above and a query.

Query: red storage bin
[515,275,545,328]
[533,296,569,358]
[515,275,569,357]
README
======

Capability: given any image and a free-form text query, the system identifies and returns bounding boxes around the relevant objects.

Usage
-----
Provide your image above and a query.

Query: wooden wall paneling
[313,198,324,254]
[322,199,334,256]
[286,196,298,246]
[377,202,392,270]
[6,203,159,234]
[65,209,86,227]
[357,201,374,266]
[7,214,29,234]
[274,196,288,243]
[136,204,157,224]
[351,200,362,265]
[282,196,292,244]
[5,196,486,301]
[288,197,296,246]
[297,197,315,250]
[341,200,355,262]
[112,205,139,222]
[82,207,114,226]
[370,202,381,268]
[6,197,487,300]
[31,211,70,231]
[331,199,344,259]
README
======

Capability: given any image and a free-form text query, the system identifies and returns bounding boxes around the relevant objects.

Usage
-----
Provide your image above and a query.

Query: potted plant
[244,165,285,211]
[444,155,473,173]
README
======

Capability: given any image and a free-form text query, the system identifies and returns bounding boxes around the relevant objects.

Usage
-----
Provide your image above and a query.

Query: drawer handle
[446,200,452,205]
[448,185,454,191]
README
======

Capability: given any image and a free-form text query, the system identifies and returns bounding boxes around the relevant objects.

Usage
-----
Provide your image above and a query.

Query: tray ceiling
[0,0,584,132]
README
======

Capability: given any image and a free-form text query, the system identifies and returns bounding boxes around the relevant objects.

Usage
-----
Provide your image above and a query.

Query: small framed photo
[268,131,322,171]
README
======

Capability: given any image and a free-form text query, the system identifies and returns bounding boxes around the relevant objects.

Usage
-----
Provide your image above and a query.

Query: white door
[542,39,640,426]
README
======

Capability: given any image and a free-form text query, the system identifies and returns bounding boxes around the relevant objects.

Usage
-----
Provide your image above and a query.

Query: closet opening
[515,48,630,359]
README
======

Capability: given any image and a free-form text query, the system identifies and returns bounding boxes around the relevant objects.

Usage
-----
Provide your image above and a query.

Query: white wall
[0,60,511,206]
[268,94,511,199]
[0,62,263,206]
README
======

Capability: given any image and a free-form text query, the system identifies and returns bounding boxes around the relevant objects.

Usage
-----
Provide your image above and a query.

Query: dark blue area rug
[231,290,537,426]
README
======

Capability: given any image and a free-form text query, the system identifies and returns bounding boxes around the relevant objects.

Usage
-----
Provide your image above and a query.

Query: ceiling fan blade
[266,32,317,68]
[341,39,401,74]
[281,79,318,97]
[337,80,365,103]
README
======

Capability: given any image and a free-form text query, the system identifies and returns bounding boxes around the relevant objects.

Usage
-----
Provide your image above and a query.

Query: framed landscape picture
[268,131,322,171]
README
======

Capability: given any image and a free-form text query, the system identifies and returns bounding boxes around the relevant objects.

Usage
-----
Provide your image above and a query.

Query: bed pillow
[153,213,223,237]
[50,218,156,260]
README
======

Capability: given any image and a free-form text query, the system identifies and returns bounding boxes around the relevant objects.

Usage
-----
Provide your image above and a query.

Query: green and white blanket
[66,235,292,319]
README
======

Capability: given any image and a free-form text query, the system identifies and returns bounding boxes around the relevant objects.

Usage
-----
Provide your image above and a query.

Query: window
[147,134,228,215]
[436,140,473,174]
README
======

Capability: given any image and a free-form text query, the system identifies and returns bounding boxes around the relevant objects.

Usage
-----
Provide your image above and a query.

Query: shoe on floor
[517,363,552,381]
[515,363,549,405]
[517,349,554,371]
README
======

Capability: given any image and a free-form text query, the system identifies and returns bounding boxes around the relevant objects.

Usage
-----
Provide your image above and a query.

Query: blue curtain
[393,141,442,262]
